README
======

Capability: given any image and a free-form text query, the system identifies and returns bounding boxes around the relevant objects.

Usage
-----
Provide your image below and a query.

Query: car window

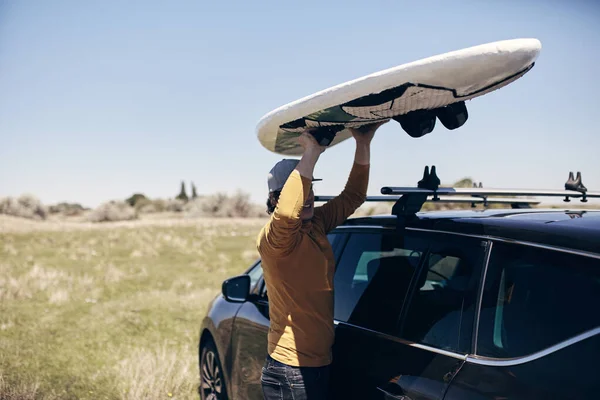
[476,242,600,358]
[327,232,341,248]
[247,261,263,291]
[334,231,426,334]
[399,234,487,354]
[327,232,344,264]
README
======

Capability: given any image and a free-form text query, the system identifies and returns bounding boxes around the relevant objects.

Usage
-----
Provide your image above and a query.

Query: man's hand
[349,120,388,165]
[349,120,388,145]
[295,132,325,180]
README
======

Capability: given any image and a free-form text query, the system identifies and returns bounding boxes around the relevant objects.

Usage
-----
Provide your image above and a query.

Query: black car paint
[331,322,465,400]
[200,260,263,398]
[200,295,242,397]
[229,284,270,399]
[446,334,600,399]
[199,209,600,400]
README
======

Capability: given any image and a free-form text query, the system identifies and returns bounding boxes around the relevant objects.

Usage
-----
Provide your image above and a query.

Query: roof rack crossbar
[314,195,540,206]
[380,187,600,200]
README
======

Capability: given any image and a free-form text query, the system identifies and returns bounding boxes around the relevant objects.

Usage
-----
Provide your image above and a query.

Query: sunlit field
[0,215,266,400]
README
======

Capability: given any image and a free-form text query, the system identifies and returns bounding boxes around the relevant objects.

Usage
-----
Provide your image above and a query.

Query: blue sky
[1,0,598,208]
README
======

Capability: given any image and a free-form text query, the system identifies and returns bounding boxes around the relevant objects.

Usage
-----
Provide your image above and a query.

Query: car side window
[334,231,426,334]
[398,234,487,354]
[476,242,600,359]
[247,261,263,292]
[327,232,341,247]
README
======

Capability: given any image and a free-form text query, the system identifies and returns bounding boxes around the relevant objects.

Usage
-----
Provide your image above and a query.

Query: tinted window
[477,242,600,358]
[327,232,344,264]
[334,231,425,334]
[399,234,487,354]
[247,261,263,290]
[327,232,341,248]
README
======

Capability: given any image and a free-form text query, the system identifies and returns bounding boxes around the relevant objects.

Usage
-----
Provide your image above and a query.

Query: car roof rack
[315,165,599,230]
[314,195,540,208]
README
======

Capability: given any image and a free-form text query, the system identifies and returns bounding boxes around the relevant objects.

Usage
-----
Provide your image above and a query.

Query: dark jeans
[261,355,331,400]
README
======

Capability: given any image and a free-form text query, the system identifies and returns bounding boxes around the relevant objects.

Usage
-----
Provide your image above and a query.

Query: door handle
[376,386,412,400]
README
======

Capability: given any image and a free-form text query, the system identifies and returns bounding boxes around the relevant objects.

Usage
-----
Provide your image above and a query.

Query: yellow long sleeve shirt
[256,162,369,367]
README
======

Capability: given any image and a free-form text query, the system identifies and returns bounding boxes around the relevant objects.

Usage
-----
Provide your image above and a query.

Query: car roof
[342,208,600,255]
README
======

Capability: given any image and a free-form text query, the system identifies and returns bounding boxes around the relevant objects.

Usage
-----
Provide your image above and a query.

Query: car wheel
[200,339,228,400]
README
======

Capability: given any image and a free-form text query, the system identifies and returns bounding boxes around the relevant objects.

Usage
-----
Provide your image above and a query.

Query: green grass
[0,218,265,400]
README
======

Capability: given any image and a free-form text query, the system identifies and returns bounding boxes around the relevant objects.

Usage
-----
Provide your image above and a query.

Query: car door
[229,232,346,400]
[330,229,488,400]
[444,241,600,400]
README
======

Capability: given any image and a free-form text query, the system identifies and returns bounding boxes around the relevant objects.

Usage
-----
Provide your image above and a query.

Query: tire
[200,338,228,400]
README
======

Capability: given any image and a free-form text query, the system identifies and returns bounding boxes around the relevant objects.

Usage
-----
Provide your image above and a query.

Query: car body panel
[331,322,465,400]
[200,295,244,398]
[446,333,600,399]
[229,298,269,399]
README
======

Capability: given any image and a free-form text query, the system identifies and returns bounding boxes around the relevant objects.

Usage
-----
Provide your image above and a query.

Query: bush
[184,191,265,218]
[132,197,152,211]
[134,198,185,214]
[165,199,185,212]
[87,201,138,222]
[137,199,160,214]
[0,194,47,220]
[48,202,87,216]
[126,193,149,207]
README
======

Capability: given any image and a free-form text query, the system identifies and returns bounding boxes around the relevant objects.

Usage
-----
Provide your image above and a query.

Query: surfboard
[256,38,541,155]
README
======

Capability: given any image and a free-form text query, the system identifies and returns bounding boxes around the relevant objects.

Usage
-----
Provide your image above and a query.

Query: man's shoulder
[256,221,270,244]
[311,207,327,227]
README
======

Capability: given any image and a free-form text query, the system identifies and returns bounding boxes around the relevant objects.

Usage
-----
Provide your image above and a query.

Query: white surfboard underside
[256,38,542,156]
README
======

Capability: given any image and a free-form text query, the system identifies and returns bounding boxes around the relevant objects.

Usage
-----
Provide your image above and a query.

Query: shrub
[132,197,152,211]
[184,191,265,218]
[87,201,137,222]
[126,193,149,207]
[48,202,87,216]
[203,193,229,217]
[137,199,160,214]
[165,199,185,212]
[0,194,47,220]
[136,198,185,214]
[228,190,252,217]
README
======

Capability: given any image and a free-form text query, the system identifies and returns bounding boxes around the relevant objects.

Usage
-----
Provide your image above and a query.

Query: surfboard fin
[436,101,469,130]
[308,126,343,147]
[393,109,436,138]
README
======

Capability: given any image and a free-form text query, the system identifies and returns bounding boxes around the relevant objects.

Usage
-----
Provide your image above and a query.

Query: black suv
[199,173,600,400]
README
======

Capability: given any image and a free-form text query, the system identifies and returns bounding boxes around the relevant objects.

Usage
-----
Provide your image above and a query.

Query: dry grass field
[0,214,266,400]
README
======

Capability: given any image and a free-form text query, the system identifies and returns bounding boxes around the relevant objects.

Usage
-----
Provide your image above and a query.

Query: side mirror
[222,275,251,303]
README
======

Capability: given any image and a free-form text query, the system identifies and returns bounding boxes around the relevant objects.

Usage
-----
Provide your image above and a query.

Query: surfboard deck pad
[256,39,541,155]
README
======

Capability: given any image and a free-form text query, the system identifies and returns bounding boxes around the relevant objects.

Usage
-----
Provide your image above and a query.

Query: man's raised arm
[258,133,325,256]
[316,121,387,233]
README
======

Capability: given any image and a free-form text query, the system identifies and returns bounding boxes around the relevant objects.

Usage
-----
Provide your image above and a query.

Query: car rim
[201,349,223,400]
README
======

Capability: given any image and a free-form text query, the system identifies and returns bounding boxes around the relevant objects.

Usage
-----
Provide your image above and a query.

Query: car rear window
[476,242,600,358]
